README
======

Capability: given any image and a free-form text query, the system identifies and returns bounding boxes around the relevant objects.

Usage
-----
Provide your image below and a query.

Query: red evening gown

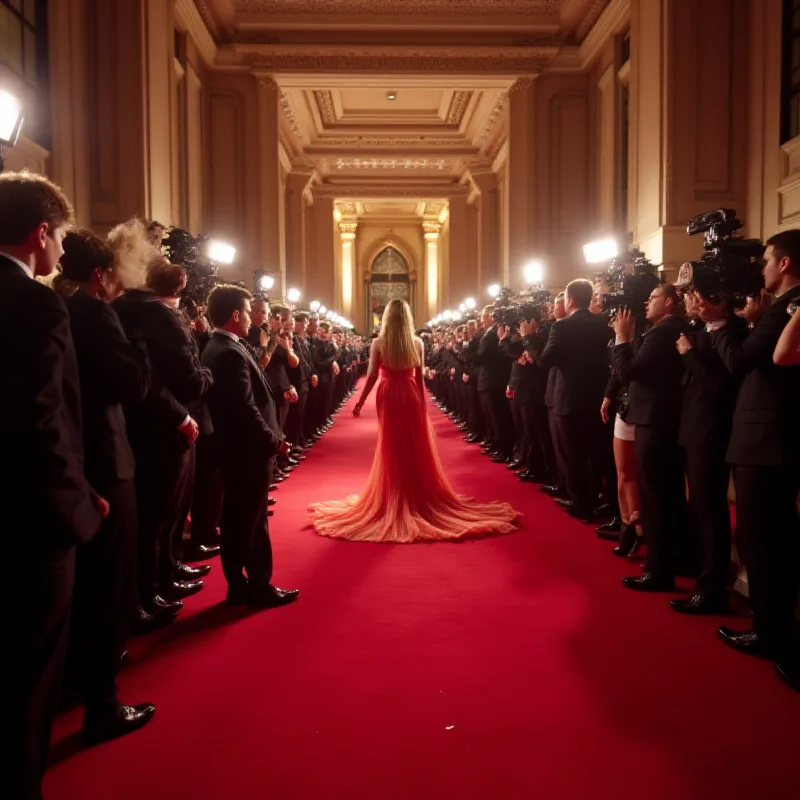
[308,362,519,543]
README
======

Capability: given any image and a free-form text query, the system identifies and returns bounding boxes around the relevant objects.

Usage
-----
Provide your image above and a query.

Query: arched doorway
[367,245,414,330]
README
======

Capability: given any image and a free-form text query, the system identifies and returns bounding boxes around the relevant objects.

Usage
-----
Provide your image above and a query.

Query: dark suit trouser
[218,460,274,592]
[480,388,513,455]
[685,439,732,594]
[304,386,318,439]
[524,399,556,481]
[68,479,137,713]
[555,412,610,509]
[635,424,690,579]
[284,387,308,445]
[169,445,196,569]
[548,407,566,490]
[8,544,75,800]
[279,400,290,432]
[734,465,800,656]
[190,435,223,546]
[511,396,533,465]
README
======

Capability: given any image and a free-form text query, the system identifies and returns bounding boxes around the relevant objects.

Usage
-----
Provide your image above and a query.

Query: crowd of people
[1,170,368,800]
[425,241,800,696]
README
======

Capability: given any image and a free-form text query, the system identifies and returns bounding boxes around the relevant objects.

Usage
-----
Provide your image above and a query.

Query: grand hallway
[45,388,800,800]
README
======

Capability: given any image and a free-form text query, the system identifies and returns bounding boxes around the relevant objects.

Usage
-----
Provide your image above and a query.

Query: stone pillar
[338,221,358,321]
[257,77,286,295]
[423,221,442,321]
[285,171,311,295]
[472,172,501,297]
[447,194,478,305]
[306,195,337,308]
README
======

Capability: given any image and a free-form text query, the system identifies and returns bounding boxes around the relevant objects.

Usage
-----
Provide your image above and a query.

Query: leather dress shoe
[775,663,800,692]
[267,497,276,506]
[164,579,204,599]
[175,561,211,579]
[247,585,300,609]
[83,702,156,746]
[267,510,274,517]
[185,542,220,560]
[596,517,622,539]
[670,592,729,615]
[622,573,675,592]
[490,454,510,464]
[273,474,286,484]
[269,483,279,491]
[507,460,525,471]
[540,484,566,498]
[555,497,571,507]
[717,627,781,660]
[465,434,481,443]
[132,604,178,635]
[592,502,617,518]
[152,594,183,613]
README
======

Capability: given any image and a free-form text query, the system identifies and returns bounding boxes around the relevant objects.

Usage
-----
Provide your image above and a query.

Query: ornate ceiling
[195,0,617,190]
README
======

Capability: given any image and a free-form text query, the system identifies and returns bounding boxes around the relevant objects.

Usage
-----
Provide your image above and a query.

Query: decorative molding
[192,0,224,40]
[175,0,218,66]
[331,157,453,171]
[481,93,508,141]
[445,90,473,125]
[310,136,470,149]
[336,202,360,217]
[279,91,303,139]
[508,77,535,94]
[422,221,443,236]
[314,90,336,125]
[245,47,555,74]
[339,222,359,236]
[488,134,507,163]
[579,0,630,67]
[576,0,614,44]
[291,156,317,170]
[459,156,493,172]
[234,0,560,16]
[315,183,470,199]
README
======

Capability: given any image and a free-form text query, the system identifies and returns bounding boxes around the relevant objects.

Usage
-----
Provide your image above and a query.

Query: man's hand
[498,324,509,341]
[600,397,611,425]
[332,362,340,376]
[506,386,514,400]
[259,328,269,348]
[676,333,694,355]
[516,355,527,366]
[285,387,298,404]
[279,332,292,350]
[613,309,636,342]
[91,492,110,519]
[310,374,319,388]
[178,416,199,446]
[520,320,538,336]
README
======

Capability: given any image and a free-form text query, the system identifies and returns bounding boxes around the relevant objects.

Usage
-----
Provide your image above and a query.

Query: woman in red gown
[309,299,519,543]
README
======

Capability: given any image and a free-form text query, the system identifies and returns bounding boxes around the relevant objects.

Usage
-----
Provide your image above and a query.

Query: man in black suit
[60,229,157,743]
[313,321,339,434]
[285,311,315,453]
[0,172,104,800]
[712,230,800,692]
[202,285,299,609]
[612,284,693,591]
[540,280,614,520]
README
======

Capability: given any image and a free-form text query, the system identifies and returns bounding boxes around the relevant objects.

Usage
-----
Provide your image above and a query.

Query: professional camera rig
[686,209,765,307]
[491,286,552,327]
[597,248,662,319]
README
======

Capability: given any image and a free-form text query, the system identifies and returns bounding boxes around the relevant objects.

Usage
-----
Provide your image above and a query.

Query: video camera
[491,287,552,327]
[598,248,661,319]
[686,209,764,308]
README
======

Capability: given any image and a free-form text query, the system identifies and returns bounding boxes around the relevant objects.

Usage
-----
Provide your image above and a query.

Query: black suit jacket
[201,333,284,469]
[65,290,150,489]
[713,285,800,466]
[474,326,511,391]
[540,309,614,416]
[288,332,314,391]
[0,257,101,546]
[612,315,690,427]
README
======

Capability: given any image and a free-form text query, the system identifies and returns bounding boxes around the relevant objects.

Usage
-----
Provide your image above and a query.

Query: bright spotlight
[0,89,24,147]
[208,240,236,264]
[319,305,327,315]
[459,302,467,313]
[488,284,501,298]
[524,260,545,286]
[259,275,275,291]
[443,310,453,322]
[452,311,463,322]
[583,238,618,264]
[309,300,321,312]
[465,297,476,310]
[287,288,301,304]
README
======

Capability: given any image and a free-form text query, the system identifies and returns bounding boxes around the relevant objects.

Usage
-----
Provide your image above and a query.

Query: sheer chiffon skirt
[309,367,519,543]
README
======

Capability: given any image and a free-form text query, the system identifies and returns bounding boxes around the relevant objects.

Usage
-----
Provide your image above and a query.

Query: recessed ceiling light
[386,92,396,101]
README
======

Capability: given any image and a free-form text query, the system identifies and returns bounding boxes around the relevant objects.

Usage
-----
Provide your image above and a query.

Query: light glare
[0,89,23,145]
[524,260,545,285]
[287,288,301,303]
[208,240,236,264]
[488,284,501,298]
[465,298,476,310]
[583,238,618,264]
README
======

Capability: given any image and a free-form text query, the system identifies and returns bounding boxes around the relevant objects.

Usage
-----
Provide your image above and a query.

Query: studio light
[465,297,476,310]
[459,302,467,313]
[443,310,453,322]
[488,284,501,299]
[583,238,618,264]
[319,305,327,315]
[208,240,236,264]
[310,300,321,312]
[523,259,545,286]
[452,311,463,322]
[287,288,301,304]
[0,89,24,148]
[259,275,275,291]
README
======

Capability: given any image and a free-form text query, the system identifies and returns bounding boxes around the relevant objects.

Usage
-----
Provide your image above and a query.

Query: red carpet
[46,388,800,799]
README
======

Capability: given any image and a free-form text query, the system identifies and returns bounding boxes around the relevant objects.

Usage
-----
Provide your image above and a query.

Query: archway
[366,244,415,330]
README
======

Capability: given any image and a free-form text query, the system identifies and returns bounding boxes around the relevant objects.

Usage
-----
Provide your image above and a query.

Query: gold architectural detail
[459,156,494,172]
[244,48,554,74]
[311,137,468,149]
[508,77,535,94]
[488,135,507,162]
[445,91,473,125]
[575,0,613,43]
[339,222,359,236]
[193,0,224,41]
[316,184,470,199]
[314,90,336,125]
[481,93,508,141]
[291,156,317,170]
[280,91,303,139]
[336,202,359,217]
[331,158,453,171]
[234,0,560,16]
[422,221,443,235]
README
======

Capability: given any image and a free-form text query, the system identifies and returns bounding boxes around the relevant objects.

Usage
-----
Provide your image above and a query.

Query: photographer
[462,320,485,444]
[612,284,692,591]
[711,230,800,692]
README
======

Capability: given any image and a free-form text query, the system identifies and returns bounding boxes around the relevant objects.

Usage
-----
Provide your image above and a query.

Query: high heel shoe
[612,524,643,558]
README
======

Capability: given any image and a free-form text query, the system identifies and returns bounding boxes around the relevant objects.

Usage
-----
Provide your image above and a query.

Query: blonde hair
[379,299,420,368]
[107,217,164,290]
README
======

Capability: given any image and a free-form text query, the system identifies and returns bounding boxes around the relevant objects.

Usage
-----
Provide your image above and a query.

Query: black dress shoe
[670,592,729,615]
[540,484,565,498]
[185,542,220,560]
[717,627,781,660]
[564,504,594,522]
[622,573,675,592]
[164,579,204,599]
[151,594,183,613]
[775,663,800,692]
[490,454,510,464]
[596,517,622,537]
[269,483,279,491]
[83,702,156,746]
[247,585,300,609]
[132,605,177,634]
[507,460,525,471]
[267,510,274,517]
[465,434,482,443]
[174,561,211,579]
[592,502,617,518]
[267,497,276,506]
[554,497,571,507]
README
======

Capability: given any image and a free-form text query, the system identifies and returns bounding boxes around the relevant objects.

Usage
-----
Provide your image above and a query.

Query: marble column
[285,171,311,295]
[472,172,501,297]
[338,222,358,321]
[446,194,478,304]
[423,221,442,320]
[306,195,337,308]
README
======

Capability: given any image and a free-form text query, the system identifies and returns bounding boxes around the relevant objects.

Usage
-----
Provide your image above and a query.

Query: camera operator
[475,306,514,462]
[711,230,800,692]
[671,290,749,615]
[540,280,614,521]
[612,284,693,591]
